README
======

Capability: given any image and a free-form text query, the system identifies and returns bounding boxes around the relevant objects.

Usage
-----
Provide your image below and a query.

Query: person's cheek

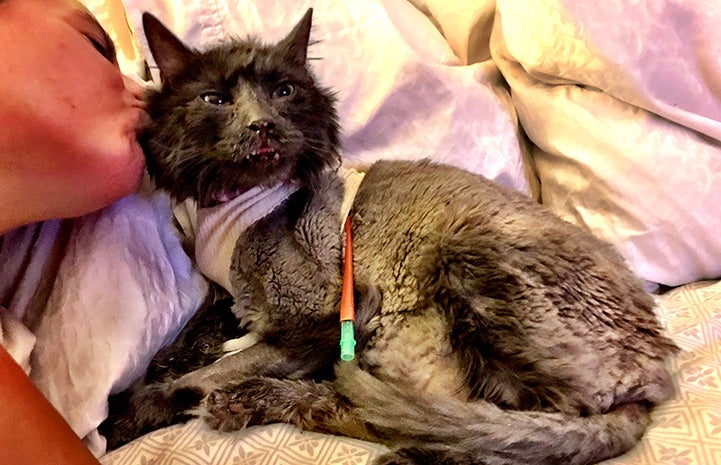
[90,113,147,201]
[47,31,148,205]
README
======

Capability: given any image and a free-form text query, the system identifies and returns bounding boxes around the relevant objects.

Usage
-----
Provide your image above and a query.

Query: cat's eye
[201,92,233,105]
[271,83,295,99]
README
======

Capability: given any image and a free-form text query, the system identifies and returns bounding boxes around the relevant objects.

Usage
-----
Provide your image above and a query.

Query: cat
[101,9,679,465]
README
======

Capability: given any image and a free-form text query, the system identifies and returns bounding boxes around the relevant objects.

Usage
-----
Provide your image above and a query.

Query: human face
[0,0,147,232]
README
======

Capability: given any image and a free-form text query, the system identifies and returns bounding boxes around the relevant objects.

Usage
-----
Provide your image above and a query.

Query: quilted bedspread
[100,280,721,465]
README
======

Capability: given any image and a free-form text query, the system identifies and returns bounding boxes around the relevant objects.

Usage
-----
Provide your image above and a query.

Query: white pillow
[491,0,721,286]
[29,189,207,455]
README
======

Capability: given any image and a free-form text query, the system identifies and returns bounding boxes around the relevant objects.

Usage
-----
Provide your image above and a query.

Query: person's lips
[121,75,151,134]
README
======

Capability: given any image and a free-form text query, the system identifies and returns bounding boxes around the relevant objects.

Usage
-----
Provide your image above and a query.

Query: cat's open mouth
[207,146,286,205]
[211,190,244,204]
[244,146,281,162]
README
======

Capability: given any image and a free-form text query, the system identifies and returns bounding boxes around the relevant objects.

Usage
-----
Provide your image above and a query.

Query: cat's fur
[101,10,679,465]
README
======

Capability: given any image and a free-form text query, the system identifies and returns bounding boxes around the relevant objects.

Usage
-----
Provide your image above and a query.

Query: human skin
[0,1,147,463]
[0,347,102,465]
[0,0,147,234]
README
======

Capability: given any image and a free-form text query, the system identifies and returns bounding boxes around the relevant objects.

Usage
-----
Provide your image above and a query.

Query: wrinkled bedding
[100,280,721,465]
[10,0,721,463]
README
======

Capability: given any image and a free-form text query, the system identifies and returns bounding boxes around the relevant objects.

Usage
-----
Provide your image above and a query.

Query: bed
[22,0,721,463]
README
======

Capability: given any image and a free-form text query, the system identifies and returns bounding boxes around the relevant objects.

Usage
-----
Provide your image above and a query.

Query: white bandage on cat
[339,168,365,232]
[175,168,365,294]
[176,183,300,293]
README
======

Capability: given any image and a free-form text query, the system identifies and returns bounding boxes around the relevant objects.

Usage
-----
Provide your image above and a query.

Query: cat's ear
[279,8,313,65]
[142,13,195,82]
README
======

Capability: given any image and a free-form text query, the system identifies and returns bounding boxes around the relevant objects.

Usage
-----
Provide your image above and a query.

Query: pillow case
[28,189,208,455]
[491,0,721,286]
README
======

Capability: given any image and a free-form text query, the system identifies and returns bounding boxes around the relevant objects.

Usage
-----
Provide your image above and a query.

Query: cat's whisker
[146,138,180,152]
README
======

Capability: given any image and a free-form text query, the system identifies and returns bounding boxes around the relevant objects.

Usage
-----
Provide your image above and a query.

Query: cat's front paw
[101,383,205,450]
[201,377,304,432]
[201,377,347,434]
[202,385,265,432]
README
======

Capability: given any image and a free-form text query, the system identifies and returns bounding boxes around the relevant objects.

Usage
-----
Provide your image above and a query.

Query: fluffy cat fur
[101,10,679,465]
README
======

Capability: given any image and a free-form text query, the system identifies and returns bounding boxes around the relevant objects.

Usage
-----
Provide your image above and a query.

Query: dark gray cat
[102,10,678,465]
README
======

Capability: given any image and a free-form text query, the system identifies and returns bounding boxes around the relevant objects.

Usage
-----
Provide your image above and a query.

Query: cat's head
[141,9,340,207]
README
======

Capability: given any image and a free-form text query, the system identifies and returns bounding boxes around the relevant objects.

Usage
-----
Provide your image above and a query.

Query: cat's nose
[248,119,275,135]
[248,119,275,145]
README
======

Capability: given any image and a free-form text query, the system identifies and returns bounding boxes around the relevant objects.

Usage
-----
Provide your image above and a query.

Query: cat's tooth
[274,153,279,160]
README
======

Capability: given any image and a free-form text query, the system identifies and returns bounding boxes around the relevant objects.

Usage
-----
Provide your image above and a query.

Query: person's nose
[122,75,147,108]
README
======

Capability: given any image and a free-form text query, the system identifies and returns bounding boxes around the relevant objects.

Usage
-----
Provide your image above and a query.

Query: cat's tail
[335,363,650,465]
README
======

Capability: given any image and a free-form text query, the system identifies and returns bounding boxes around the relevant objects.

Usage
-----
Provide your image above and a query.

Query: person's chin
[96,139,147,206]
[119,141,147,195]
